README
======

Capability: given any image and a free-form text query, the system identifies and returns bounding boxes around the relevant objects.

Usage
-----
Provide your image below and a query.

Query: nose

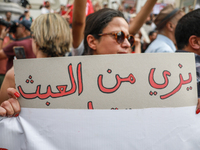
[121,37,131,48]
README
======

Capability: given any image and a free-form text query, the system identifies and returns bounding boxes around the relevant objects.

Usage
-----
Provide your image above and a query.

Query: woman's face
[93,17,131,55]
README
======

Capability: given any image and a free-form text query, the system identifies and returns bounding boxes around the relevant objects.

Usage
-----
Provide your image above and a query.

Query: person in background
[142,14,154,35]
[128,0,157,35]
[19,9,33,22]
[21,0,31,8]
[143,30,157,51]
[66,4,73,26]
[39,4,43,10]
[59,4,71,23]
[60,4,66,15]
[93,1,101,12]
[145,5,184,53]
[41,0,54,14]
[148,30,157,43]
[122,4,130,21]
[5,12,12,22]
[128,0,158,53]
[103,1,108,8]
[118,0,125,12]
[118,4,123,12]
[0,20,35,72]
[0,13,71,104]
[0,24,9,89]
[175,9,200,114]
[128,13,136,24]
[111,1,120,10]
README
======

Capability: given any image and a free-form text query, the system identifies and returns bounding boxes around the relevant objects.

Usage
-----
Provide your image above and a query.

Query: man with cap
[19,9,33,23]
[145,4,184,53]
[0,20,35,72]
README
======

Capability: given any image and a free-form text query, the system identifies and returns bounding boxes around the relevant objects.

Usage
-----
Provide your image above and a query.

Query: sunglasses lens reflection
[117,31,125,44]
[128,36,134,46]
[99,31,134,47]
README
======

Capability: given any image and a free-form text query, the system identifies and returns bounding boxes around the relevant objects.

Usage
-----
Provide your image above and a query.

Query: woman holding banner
[0,0,162,116]
[71,0,157,55]
[83,8,134,55]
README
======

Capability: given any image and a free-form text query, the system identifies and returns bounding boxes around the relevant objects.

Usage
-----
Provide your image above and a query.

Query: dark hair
[83,8,126,55]
[148,30,156,36]
[39,5,43,9]
[175,9,200,50]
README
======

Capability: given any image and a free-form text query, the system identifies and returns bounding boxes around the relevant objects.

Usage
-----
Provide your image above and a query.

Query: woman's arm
[0,67,15,104]
[129,0,157,35]
[72,0,87,48]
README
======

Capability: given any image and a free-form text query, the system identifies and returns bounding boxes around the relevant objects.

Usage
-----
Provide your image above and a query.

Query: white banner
[0,53,199,149]
[1,107,200,150]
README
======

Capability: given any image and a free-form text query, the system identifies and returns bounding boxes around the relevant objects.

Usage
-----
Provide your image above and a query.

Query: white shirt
[71,40,84,56]
[41,7,54,14]
[145,34,176,53]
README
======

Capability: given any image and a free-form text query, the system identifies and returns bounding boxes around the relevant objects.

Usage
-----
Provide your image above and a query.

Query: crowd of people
[0,0,200,117]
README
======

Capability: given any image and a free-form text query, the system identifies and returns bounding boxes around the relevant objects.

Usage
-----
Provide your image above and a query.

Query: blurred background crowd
[0,0,200,89]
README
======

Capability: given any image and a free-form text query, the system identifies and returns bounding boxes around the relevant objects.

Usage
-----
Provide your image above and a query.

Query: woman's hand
[196,98,200,114]
[134,37,141,53]
[0,88,21,117]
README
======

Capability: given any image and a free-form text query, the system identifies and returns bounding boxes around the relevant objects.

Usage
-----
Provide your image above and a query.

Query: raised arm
[0,67,15,104]
[0,27,9,60]
[72,0,87,48]
[129,0,157,35]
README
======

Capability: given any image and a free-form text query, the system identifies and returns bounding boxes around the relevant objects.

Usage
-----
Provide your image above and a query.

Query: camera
[0,18,17,33]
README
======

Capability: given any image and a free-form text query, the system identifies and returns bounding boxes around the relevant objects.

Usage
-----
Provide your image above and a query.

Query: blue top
[145,34,176,53]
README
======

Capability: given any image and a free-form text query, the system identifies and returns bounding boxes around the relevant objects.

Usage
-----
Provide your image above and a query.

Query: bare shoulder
[5,67,15,81]
[0,67,15,103]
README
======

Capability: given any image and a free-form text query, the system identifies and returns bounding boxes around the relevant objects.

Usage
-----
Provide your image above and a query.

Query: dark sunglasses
[99,31,135,47]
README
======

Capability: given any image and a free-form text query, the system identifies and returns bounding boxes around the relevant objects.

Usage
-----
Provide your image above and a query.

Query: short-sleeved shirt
[41,7,54,14]
[3,38,36,71]
[71,40,84,56]
[145,34,176,53]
